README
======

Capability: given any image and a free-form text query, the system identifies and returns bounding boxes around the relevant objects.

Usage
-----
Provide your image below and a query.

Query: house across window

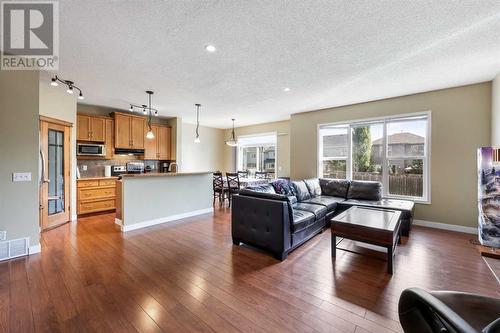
[318,113,430,202]
[238,133,277,178]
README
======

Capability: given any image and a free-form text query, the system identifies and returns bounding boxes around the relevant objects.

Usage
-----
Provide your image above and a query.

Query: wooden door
[131,116,145,149]
[90,117,105,142]
[157,126,171,160]
[114,114,131,148]
[40,117,72,231]
[144,125,158,159]
[77,115,90,140]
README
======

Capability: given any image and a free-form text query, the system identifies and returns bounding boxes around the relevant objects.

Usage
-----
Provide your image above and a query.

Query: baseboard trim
[29,243,41,255]
[121,207,214,232]
[414,219,477,234]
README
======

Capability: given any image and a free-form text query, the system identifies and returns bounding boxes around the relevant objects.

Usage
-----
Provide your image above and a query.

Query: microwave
[77,143,106,156]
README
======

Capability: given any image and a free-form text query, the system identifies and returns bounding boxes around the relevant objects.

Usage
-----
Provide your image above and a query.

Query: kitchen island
[115,172,213,232]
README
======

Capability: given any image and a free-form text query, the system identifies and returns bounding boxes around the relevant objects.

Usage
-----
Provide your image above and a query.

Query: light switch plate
[0,231,6,241]
[12,172,31,182]
[82,165,87,171]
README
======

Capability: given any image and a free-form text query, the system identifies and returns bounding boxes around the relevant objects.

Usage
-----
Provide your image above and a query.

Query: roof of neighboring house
[373,132,424,145]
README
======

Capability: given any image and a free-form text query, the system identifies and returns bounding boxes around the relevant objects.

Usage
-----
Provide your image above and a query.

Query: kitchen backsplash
[77,159,165,178]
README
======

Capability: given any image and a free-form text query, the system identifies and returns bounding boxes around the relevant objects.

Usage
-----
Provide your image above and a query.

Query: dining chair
[237,170,249,179]
[213,172,227,207]
[226,172,240,208]
[255,171,268,179]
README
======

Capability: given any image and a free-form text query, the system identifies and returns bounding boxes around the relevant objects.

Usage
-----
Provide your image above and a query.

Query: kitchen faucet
[168,162,178,172]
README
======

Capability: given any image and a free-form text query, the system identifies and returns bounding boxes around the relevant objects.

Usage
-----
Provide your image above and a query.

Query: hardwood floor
[1,208,498,333]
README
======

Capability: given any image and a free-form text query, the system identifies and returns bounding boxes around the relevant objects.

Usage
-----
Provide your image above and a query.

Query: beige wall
[39,82,77,220]
[223,120,290,177]
[492,73,500,145]
[290,82,492,227]
[180,122,225,172]
[0,71,40,245]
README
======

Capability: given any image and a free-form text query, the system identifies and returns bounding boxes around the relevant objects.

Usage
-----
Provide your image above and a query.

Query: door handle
[40,149,50,184]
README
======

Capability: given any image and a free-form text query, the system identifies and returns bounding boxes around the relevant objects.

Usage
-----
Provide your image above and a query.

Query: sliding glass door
[318,113,430,202]
[237,133,277,178]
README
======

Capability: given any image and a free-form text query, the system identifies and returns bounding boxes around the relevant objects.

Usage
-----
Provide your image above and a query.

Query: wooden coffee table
[331,206,402,274]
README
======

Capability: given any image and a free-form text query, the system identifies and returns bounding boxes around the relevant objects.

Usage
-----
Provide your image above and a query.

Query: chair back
[237,170,249,179]
[213,172,224,191]
[226,172,240,190]
[255,171,268,179]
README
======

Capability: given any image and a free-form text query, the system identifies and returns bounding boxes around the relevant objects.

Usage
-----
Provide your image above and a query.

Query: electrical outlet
[12,172,31,182]
[82,165,87,171]
[0,231,6,241]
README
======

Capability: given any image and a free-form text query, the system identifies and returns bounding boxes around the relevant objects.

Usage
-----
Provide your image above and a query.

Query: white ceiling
[53,0,500,128]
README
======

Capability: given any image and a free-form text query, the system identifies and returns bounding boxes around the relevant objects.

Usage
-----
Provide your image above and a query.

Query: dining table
[224,177,269,189]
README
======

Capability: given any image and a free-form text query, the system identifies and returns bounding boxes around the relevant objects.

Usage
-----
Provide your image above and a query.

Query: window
[320,126,348,179]
[318,113,430,202]
[237,133,277,178]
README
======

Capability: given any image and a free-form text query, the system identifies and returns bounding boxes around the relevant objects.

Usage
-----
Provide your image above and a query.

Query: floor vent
[0,238,29,261]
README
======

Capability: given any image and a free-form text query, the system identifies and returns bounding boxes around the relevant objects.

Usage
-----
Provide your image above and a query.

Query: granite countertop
[120,171,213,178]
[77,176,119,181]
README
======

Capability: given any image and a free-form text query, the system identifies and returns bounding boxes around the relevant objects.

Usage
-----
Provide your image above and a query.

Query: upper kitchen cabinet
[144,125,171,160]
[114,113,145,149]
[157,125,171,160]
[77,115,106,142]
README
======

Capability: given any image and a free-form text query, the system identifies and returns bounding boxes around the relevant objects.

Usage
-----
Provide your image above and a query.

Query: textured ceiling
[53,0,500,128]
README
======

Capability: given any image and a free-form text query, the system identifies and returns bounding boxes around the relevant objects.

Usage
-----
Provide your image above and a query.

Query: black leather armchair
[232,191,292,260]
[399,288,500,333]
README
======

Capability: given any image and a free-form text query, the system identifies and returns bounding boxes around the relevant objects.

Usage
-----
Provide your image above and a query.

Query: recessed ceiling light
[205,44,216,52]
[283,87,291,92]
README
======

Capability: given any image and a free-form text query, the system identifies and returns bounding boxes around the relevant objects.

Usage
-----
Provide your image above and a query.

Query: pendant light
[145,91,155,140]
[194,104,201,143]
[225,119,238,147]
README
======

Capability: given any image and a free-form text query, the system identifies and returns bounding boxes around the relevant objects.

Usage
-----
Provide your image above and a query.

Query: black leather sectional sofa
[231,178,414,260]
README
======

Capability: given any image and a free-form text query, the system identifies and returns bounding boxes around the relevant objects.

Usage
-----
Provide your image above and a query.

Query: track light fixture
[50,75,84,100]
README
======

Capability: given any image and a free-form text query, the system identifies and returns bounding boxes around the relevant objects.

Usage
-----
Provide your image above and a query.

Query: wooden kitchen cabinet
[144,125,158,159]
[76,115,105,142]
[77,177,118,215]
[144,124,171,160]
[157,125,171,160]
[131,117,145,149]
[114,113,145,149]
[105,118,114,159]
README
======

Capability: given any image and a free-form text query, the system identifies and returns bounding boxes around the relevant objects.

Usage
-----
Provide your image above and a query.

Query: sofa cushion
[293,202,327,220]
[291,209,316,233]
[302,196,345,211]
[292,180,312,201]
[319,178,350,198]
[347,180,382,200]
[238,189,287,201]
[245,184,276,194]
[304,178,322,197]
[271,179,296,196]
[287,196,298,205]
